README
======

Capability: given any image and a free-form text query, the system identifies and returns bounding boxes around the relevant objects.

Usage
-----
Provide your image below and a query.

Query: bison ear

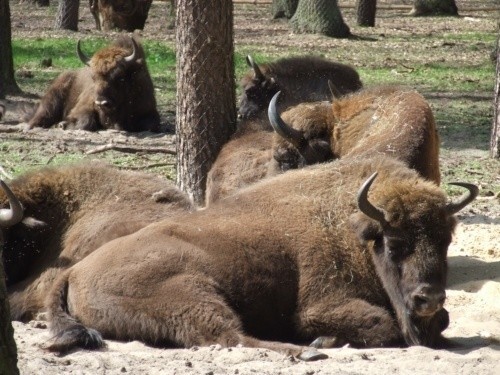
[349,212,382,244]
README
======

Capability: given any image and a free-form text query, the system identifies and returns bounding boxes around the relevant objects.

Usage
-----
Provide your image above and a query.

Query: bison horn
[246,55,264,81]
[124,36,138,63]
[76,40,91,66]
[357,172,388,225]
[268,92,305,149]
[327,80,342,100]
[0,180,24,227]
[445,182,479,216]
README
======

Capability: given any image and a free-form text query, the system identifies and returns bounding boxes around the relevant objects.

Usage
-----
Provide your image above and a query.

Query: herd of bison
[1,26,486,361]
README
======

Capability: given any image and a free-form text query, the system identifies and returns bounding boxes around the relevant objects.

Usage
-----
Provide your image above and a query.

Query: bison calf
[45,155,476,357]
[27,35,161,132]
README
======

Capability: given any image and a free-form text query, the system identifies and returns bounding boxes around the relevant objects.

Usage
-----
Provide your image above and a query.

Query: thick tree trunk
[491,37,500,159]
[54,0,79,31]
[271,0,298,19]
[356,0,377,27]
[0,245,20,375]
[290,0,350,38]
[176,0,236,206]
[410,0,458,16]
[0,0,21,97]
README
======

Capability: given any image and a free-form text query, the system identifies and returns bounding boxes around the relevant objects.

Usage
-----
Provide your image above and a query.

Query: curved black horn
[76,40,91,66]
[445,182,479,216]
[0,180,23,227]
[357,172,388,225]
[268,92,305,149]
[124,36,138,63]
[246,55,264,80]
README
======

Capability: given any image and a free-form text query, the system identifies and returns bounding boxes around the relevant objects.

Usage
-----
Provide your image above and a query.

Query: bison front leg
[295,298,404,348]
[65,96,100,131]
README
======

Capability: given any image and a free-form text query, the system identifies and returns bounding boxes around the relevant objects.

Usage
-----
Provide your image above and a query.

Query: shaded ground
[2,1,500,374]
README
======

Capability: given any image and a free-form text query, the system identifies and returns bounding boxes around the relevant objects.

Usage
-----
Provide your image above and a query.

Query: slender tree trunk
[271,0,298,19]
[491,36,500,159]
[356,0,377,27]
[410,0,458,16]
[176,0,236,206]
[0,0,21,98]
[54,0,79,31]
[0,245,20,375]
[290,0,350,38]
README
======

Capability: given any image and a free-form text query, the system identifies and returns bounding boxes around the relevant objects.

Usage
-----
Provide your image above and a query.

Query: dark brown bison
[89,0,153,31]
[0,162,193,321]
[27,35,161,132]
[45,155,477,358]
[239,55,362,121]
[269,85,441,184]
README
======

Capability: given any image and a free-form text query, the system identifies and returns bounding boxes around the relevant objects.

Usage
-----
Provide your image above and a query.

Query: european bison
[45,155,477,357]
[239,55,362,121]
[1,162,193,321]
[27,35,161,132]
[269,86,441,184]
[89,0,153,31]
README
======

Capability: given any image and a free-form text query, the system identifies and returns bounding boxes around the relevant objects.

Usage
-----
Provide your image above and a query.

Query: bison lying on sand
[239,55,362,121]
[0,163,193,321]
[269,86,441,184]
[27,35,161,132]
[45,155,477,358]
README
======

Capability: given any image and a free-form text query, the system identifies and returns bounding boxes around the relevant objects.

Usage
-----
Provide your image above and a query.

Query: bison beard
[27,35,161,132]
[43,156,477,358]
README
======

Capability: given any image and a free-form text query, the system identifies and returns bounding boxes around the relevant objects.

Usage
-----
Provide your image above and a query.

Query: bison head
[350,172,478,347]
[268,92,333,171]
[89,0,153,32]
[239,55,279,120]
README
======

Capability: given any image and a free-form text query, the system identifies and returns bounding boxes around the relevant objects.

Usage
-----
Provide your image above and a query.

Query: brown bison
[89,0,153,31]
[0,162,193,321]
[45,155,477,358]
[269,86,441,184]
[239,55,362,121]
[27,35,161,132]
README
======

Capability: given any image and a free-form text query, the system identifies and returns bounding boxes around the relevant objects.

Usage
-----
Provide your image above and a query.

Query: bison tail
[46,271,105,353]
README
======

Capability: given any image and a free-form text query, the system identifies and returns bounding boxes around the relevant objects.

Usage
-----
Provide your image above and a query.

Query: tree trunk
[0,245,20,375]
[54,0,79,31]
[271,0,298,19]
[290,0,350,38]
[176,0,236,206]
[491,36,500,159]
[356,0,377,27]
[0,0,21,98]
[410,0,458,16]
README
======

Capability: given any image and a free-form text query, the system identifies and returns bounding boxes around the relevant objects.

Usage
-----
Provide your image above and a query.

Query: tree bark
[176,0,236,206]
[0,0,21,98]
[410,0,458,16]
[271,0,298,19]
[356,0,377,27]
[491,36,500,159]
[290,0,350,38]
[54,0,79,31]
[0,244,20,375]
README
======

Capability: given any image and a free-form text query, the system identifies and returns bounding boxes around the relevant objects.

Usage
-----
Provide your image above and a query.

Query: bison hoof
[297,348,328,361]
[310,336,345,349]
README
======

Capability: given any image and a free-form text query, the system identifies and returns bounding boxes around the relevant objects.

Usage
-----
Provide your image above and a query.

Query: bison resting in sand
[239,55,362,121]
[0,163,193,321]
[269,85,441,184]
[27,35,161,132]
[45,155,477,359]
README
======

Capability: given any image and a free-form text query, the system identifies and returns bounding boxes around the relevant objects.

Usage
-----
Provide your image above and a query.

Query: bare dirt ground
[3,1,500,374]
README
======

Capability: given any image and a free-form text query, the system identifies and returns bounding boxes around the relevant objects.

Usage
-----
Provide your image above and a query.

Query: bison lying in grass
[27,35,161,132]
[45,155,476,358]
[0,163,193,321]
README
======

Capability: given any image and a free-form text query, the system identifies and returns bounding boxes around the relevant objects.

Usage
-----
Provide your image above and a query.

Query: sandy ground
[11,198,500,375]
